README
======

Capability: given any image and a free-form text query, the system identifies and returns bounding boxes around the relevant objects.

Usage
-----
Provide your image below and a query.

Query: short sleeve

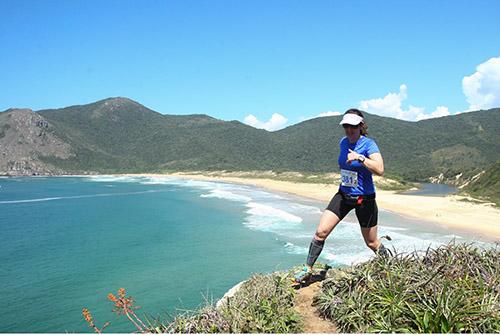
[366,139,380,156]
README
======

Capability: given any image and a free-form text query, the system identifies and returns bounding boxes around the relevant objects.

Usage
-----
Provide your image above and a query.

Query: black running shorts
[325,191,378,228]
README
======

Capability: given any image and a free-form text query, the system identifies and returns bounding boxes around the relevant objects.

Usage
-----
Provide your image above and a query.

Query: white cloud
[415,106,450,121]
[246,58,500,127]
[243,113,288,131]
[358,84,453,121]
[462,57,500,110]
[298,86,450,122]
[359,84,415,120]
[360,84,408,115]
[317,110,341,117]
[297,110,342,123]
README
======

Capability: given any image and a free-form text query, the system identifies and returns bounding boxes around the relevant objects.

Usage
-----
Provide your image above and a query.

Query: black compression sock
[375,243,390,257]
[306,238,325,267]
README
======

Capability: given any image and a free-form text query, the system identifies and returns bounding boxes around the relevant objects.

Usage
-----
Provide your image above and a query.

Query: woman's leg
[305,210,342,269]
[360,225,380,251]
[296,192,350,284]
[315,210,342,241]
[355,200,387,254]
[361,226,390,256]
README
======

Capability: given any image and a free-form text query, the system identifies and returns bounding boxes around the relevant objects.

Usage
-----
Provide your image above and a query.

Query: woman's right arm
[362,152,384,176]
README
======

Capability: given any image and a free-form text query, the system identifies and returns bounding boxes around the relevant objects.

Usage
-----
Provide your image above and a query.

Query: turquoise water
[0,176,489,332]
[402,182,458,196]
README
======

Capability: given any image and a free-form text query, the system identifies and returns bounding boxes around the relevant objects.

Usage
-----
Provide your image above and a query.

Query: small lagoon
[401,182,458,197]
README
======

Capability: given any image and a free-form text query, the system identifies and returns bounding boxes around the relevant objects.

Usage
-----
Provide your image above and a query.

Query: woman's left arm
[347,149,384,176]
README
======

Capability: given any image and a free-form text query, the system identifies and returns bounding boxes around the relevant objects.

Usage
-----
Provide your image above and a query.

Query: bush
[314,242,500,333]
[150,272,302,333]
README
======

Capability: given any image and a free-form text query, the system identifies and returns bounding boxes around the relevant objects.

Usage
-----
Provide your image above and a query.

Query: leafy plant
[315,242,500,333]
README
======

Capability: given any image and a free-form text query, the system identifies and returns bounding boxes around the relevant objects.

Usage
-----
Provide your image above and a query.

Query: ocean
[0,176,489,332]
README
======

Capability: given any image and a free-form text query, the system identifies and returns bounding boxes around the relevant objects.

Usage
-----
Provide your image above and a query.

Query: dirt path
[294,281,337,333]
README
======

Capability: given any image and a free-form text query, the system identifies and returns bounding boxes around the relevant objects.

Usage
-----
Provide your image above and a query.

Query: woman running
[294,108,389,283]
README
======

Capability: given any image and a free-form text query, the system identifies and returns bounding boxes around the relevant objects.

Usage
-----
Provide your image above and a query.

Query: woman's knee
[314,230,329,240]
[315,210,340,240]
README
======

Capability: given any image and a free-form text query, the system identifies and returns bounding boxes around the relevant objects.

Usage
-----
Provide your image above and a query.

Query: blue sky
[1,0,499,129]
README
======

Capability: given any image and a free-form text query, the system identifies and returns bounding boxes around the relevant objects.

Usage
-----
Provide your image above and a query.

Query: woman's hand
[346,149,361,164]
[347,149,384,176]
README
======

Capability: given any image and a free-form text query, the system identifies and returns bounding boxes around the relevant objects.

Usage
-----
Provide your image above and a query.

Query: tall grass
[314,242,500,333]
[146,272,303,333]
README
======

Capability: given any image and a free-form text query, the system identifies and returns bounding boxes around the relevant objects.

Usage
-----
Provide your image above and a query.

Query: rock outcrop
[0,108,73,176]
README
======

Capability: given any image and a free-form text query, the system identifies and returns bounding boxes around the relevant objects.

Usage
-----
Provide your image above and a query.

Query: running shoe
[293,265,312,284]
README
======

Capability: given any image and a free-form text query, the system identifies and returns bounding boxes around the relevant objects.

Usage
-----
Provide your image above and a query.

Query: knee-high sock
[306,238,325,267]
[375,243,389,257]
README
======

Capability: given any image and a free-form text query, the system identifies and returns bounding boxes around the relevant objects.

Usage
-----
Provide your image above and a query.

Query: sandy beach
[123,172,500,241]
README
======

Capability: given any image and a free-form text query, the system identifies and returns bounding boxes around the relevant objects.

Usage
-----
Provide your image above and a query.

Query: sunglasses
[342,124,359,129]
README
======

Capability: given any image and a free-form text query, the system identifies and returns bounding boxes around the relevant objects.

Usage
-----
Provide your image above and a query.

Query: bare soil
[293,280,337,333]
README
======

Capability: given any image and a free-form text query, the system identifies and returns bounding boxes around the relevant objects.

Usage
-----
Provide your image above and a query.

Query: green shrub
[156,272,303,333]
[314,242,500,333]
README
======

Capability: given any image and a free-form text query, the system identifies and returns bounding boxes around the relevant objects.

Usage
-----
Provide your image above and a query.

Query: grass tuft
[157,272,303,333]
[314,242,500,333]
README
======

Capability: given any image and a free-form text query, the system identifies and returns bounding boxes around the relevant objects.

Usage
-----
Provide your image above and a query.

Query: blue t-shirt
[338,135,380,195]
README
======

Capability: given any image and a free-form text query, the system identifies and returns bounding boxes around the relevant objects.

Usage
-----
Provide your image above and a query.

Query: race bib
[340,169,358,187]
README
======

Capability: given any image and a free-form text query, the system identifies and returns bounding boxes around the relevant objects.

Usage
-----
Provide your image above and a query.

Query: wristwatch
[357,155,366,163]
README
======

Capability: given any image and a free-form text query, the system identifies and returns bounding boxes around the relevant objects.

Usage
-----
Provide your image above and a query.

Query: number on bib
[340,169,358,187]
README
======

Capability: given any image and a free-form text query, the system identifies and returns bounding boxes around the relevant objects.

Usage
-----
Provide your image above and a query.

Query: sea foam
[0,190,161,204]
[284,242,309,255]
[87,175,145,183]
[200,189,252,202]
[246,202,303,223]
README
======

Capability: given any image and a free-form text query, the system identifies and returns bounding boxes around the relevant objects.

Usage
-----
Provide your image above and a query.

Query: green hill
[461,161,500,205]
[37,97,276,172]
[1,97,499,196]
[270,110,500,181]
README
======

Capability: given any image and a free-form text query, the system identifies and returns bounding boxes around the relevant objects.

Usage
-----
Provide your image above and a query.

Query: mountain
[1,98,499,187]
[0,108,72,175]
[36,97,275,173]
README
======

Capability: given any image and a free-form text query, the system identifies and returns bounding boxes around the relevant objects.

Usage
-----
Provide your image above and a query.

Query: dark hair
[344,108,368,135]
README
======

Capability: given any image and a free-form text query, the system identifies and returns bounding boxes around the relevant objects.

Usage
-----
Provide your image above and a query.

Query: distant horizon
[1,0,499,129]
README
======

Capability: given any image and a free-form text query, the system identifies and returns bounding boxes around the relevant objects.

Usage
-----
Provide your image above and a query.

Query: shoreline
[120,172,500,242]
[5,173,499,241]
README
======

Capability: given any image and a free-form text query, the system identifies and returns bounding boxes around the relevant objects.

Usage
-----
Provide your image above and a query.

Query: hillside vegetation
[36,99,500,182]
[315,243,499,333]
[461,162,500,206]
[1,98,499,200]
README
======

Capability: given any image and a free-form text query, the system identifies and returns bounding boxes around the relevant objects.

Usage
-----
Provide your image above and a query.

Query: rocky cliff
[0,108,72,176]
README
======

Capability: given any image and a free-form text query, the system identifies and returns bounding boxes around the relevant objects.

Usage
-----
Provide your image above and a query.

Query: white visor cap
[339,113,363,126]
